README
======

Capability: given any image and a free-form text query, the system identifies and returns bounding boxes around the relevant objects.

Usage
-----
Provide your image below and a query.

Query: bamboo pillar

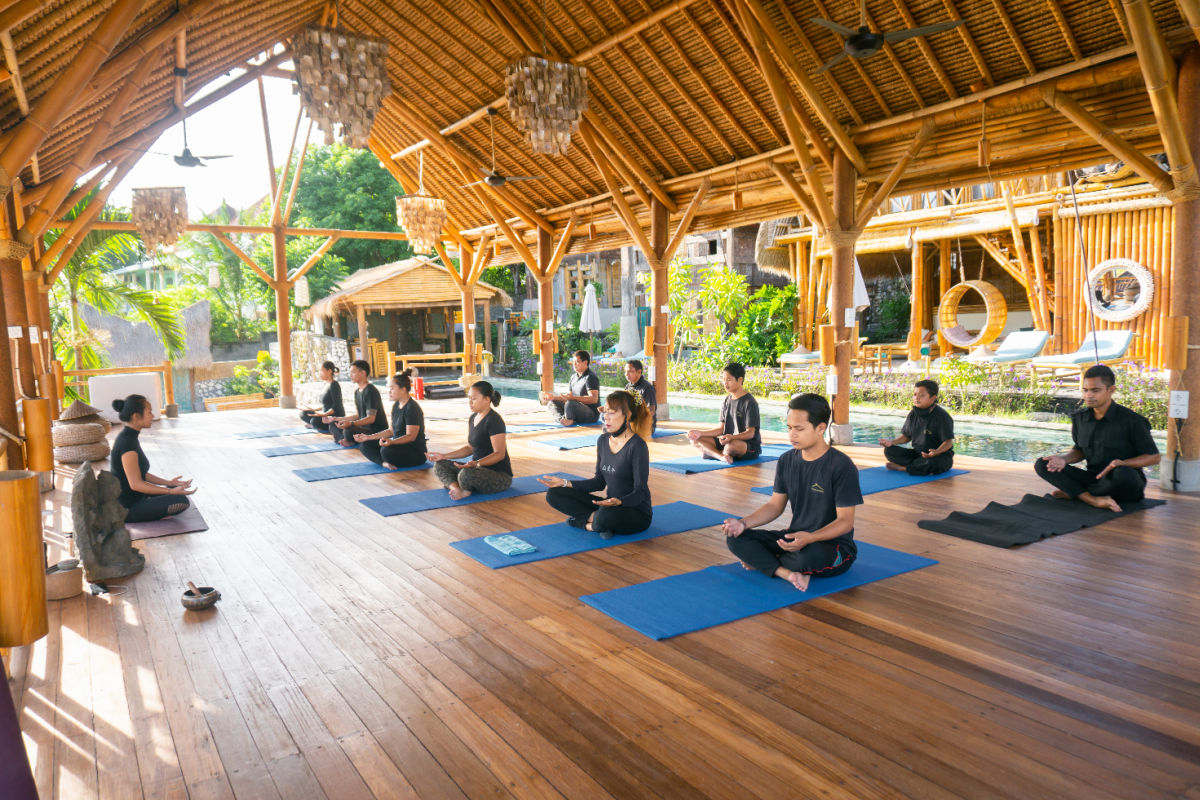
[908,243,925,360]
[0,470,47,647]
[355,305,367,360]
[1,256,34,398]
[939,239,952,296]
[536,227,555,393]
[272,228,294,406]
[1165,46,1200,490]
[484,301,492,356]
[460,284,476,378]
[650,198,669,412]
[829,151,857,437]
[0,262,17,468]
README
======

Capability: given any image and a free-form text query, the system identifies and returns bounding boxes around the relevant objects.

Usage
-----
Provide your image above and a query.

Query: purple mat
[0,659,37,799]
[126,505,209,540]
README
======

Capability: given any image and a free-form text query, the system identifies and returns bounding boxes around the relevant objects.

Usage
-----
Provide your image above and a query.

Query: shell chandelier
[292,25,391,147]
[131,187,187,255]
[293,275,311,308]
[505,55,587,156]
[395,152,446,254]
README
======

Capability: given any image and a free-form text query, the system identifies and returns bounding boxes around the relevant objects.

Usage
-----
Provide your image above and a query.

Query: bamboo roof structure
[1,0,1194,264]
[307,257,513,319]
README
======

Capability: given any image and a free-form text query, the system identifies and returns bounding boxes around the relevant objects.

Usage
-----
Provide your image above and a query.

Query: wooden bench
[204,392,278,412]
[388,344,486,387]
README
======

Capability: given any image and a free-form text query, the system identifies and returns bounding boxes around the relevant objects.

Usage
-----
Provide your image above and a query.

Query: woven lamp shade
[292,25,391,147]
[131,187,188,254]
[395,194,446,254]
[505,56,587,156]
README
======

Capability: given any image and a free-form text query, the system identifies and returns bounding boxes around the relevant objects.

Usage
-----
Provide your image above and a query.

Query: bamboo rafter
[988,0,1037,73]
[889,0,958,99]
[808,0,893,116]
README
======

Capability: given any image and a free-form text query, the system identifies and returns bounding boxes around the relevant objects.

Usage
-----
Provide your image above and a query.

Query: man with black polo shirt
[539,350,601,426]
[723,393,863,592]
[624,359,656,432]
[1034,364,1160,512]
[880,379,955,475]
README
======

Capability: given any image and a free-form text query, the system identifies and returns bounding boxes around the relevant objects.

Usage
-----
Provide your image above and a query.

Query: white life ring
[1087,258,1153,323]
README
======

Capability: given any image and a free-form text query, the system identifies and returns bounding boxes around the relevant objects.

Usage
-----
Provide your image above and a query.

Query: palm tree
[45,198,185,371]
[182,202,268,343]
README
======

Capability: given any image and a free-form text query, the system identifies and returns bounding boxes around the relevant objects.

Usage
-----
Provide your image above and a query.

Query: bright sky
[108,71,307,219]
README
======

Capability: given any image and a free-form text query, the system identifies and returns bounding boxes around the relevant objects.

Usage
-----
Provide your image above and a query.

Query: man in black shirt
[1034,364,1160,512]
[724,393,862,591]
[880,379,955,475]
[624,359,656,432]
[688,362,761,463]
[540,349,601,426]
[331,360,387,445]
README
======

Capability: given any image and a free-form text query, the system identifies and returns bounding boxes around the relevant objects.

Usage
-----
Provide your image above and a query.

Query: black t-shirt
[569,369,601,404]
[322,380,345,417]
[468,409,511,475]
[626,377,657,430]
[574,433,652,516]
[1072,401,1158,475]
[390,399,426,452]
[355,383,388,433]
[772,446,863,553]
[110,426,150,508]
[721,392,761,453]
[900,404,954,454]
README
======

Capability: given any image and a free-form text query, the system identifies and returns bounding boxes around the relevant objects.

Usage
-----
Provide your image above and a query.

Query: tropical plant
[229,351,280,396]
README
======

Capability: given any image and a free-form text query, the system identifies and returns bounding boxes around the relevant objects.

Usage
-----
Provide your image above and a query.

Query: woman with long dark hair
[109,394,196,522]
[354,369,427,468]
[300,361,344,433]
[426,381,512,499]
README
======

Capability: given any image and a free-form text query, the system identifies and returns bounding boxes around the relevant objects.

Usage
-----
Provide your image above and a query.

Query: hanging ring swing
[938,280,1007,349]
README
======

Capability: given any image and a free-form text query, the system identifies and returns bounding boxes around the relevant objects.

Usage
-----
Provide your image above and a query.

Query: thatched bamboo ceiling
[2,0,1192,263]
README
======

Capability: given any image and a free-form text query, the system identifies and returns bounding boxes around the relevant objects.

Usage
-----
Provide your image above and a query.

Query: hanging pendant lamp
[395,151,446,255]
[504,0,587,155]
[292,24,391,147]
[131,187,187,255]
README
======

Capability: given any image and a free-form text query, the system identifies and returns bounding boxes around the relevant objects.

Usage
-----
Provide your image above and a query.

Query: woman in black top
[109,394,196,523]
[331,360,387,446]
[354,369,427,468]
[539,389,653,539]
[300,361,344,433]
[427,381,512,499]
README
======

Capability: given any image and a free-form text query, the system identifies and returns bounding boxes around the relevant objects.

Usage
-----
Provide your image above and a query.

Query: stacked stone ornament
[53,399,111,464]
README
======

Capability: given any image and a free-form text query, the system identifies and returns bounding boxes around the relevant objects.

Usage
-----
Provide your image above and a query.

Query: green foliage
[480,264,514,293]
[724,284,798,366]
[862,278,910,343]
[229,351,280,396]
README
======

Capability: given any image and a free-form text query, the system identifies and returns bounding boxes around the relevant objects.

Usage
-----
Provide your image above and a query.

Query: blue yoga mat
[650,443,791,474]
[581,541,938,639]
[360,472,582,517]
[531,429,681,451]
[448,501,728,567]
[235,427,317,440]
[259,440,357,457]
[752,466,968,497]
[508,421,603,433]
[293,461,432,482]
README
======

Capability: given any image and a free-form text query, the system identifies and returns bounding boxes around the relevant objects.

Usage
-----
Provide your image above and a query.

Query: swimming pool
[490,379,1165,477]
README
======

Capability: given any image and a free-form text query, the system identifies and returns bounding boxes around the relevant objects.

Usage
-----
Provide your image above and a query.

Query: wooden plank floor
[8,396,1200,799]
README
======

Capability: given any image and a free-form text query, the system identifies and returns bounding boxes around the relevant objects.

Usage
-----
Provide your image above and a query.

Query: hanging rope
[1067,171,1101,363]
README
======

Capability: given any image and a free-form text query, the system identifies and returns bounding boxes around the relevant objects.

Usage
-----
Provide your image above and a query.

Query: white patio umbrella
[580,282,604,354]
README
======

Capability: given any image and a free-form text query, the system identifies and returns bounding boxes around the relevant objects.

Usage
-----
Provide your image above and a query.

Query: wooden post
[483,301,492,357]
[356,305,367,361]
[829,151,858,436]
[460,285,476,378]
[1165,46,1200,491]
[272,228,294,406]
[0,259,18,468]
[0,470,46,647]
[1,255,34,398]
[908,244,925,361]
[536,226,555,393]
[650,198,670,412]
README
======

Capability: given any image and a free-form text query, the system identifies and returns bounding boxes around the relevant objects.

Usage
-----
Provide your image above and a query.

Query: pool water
[494,381,1164,478]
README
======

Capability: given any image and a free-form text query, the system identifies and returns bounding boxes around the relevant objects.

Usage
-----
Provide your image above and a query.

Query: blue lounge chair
[1026,330,1134,385]
[968,330,1050,367]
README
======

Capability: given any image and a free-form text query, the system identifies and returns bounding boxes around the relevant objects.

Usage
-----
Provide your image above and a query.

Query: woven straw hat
[52,422,106,447]
[59,399,104,421]
[54,440,111,464]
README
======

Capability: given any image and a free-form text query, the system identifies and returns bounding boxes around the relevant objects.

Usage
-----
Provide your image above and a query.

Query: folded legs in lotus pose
[880,379,955,475]
[688,361,761,463]
[539,349,601,426]
[723,394,862,592]
[539,389,653,539]
[330,360,388,447]
[427,381,513,500]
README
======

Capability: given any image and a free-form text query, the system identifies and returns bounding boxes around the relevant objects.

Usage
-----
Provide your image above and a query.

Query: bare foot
[1080,492,1121,512]
[448,484,472,501]
[560,419,575,427]
[784,570,810,591]
[721,453,735,465]
[884,462,906,471]
[739,561,755,571]
[382,462,396,470]
[1049,489,1069,499]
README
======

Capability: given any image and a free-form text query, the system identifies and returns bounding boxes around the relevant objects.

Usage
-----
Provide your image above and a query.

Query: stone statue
[71,463,145,582]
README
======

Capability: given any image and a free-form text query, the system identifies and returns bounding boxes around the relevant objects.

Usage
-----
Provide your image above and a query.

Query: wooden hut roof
[4,0,1192,262]
[307,257,512,318]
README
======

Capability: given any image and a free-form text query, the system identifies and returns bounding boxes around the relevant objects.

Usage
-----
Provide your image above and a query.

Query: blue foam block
[580,541,938,639]
[449,501,728,567]
[360,473,582,517]
[752,466,968,496]
[293,461,433,482]
[649,443,791,474]
[259,440,357,457]
[508,421,603,433]
[531,429,682,451]
[235,427,318,439]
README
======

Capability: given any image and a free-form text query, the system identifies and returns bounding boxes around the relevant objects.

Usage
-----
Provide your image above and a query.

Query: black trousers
[1034,459,1146,503]
[361,439,426,467]
[300,410,332,433]
[548,399,600,424]
[726,528,855,578]
[124,494,190,523]
[883,445,954,476]
[545,485,652,535]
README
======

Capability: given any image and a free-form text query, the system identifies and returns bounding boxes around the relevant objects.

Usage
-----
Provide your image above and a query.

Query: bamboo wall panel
[1051,205,1173,367]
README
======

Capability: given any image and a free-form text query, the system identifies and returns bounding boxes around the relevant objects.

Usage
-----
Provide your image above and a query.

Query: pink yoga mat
[126,506,209,540]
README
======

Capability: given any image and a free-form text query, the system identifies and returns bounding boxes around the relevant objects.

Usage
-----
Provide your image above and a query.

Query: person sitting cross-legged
[723,393,862,592]
[353,369,427,469]
[300,361,344,433]
[427,381,512,500]
[688,362,761,464]
[539,349,601,426]
[1034,364,1160,512]
[624,359,657,433]
[330,360,387,447]
[879,379,955,475]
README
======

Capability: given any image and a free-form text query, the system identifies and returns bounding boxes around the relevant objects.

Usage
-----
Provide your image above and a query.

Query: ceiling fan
[170,116,232,167]
[810,1,964,75]
[461,108,542,189]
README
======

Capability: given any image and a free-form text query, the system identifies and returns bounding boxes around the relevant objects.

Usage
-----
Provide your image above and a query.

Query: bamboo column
[536,227,555,393]
[829,152,857,438]
[1165,46,1200,490]
[0,255,17,468]
[272,228,294,406]
[908,243,925,360]
[650,198,669,411]
[460,284,476,377]
[0,470,47,647]
[1,253,34,398]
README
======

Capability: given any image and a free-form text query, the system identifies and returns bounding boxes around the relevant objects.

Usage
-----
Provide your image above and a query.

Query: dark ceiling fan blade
[460,180,486,189]
[504,175,542,182]
[883,19,963,44]
[813,50,849,75]
[198,154,233,160]
[810,17,856,37]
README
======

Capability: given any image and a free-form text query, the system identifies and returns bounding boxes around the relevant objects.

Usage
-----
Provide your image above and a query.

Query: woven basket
[52,422,106,447]
[55,413,112,433]
[59,399,104,420]
[54,440,111,464]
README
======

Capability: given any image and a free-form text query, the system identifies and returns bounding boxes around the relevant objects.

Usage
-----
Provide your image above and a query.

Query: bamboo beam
[573,0,702,60]
[1039,86,1173,193]
[289,235,339,283]
[583,116,674,211]
[174,28,186,109]
[854,120,935,230]
[271,108,303,226]
[1028,221,1051,331]
[46,163,113,225]
[1123,0,1200,198]
[662,180,711,265]
[768,162,822,229]
[1179,0,1200,47]
[939,0,993,86]
[971,234,1027,287]
[208,230,275,286]
[0,0,44,33]
[0,0,144,182]
[1001,182,1041,323]
[51,219,411,242]
[580,125,654,258]
[586,128,653,210]
[0,32,32,180]
[431,240,464,288]
[44,158,137,285]
[1044,0,1082,60]
[544,215,580,279]
[258,76,279,202]
[282,120,313,225]
[889,0,958,98]
[988,0,1037,73]
[474,187,537,270]
[466,232,494,285]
